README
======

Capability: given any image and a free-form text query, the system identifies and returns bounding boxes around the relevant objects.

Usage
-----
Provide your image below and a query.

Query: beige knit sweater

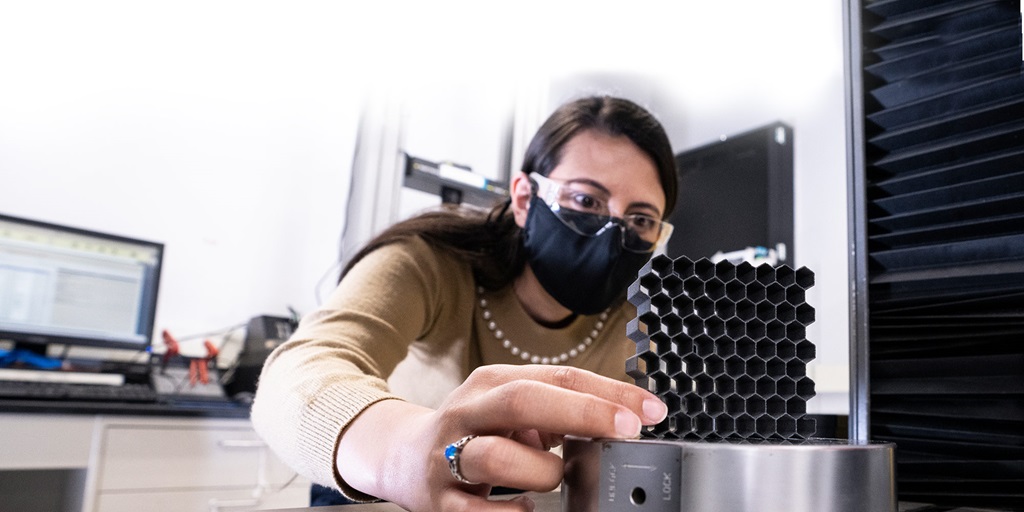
[250,237,635,499]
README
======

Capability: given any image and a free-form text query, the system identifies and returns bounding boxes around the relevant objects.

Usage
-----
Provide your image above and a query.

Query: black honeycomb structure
[626,255,817,441]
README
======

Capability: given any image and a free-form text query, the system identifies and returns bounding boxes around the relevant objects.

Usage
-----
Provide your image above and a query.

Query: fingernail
[642,398,668,423]
[614,410,641,437]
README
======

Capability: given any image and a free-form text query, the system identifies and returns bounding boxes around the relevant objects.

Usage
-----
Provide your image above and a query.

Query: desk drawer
[96,424,292,491]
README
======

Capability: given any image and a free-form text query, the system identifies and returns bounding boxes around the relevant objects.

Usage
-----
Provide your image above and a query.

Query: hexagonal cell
[683,393,704,415]
[662,274,684,298]
[683,315,704,337]
[650,332,672,355]
[672,257,694,277]
[674,374,693,394]
[786,286,806,305]
[725,355,746,378]
[786,396,806,415]
[648,418,672,438]
[777,376,796,399]
[683,276,705,298]
[683,353,704,375]
[695,259,715,280]
[796,302,815,324]
[776,417,797,438]
[714,260,737,281]
[756,302,776,322]
[776,303,796,324]
[725,395,745,416]
[796,339,816,361]
[766,283,786,305]
[714,298,736,321]
[755,264,775,285]
[746,397,766,417]
[705,278,726,300]
[786,323,806,342]
[755,416,777,437]
[736,337,756,359]
[776,340,797,361]
[755,340,777,359]
[626,318,648,344]
[755,376,776,397]
[736,376,756,398]
[746,358,767,378]
[714,374,736,396]
[672,296,695,318]
[735,416,756,437]
[705,395,725,416]
[767,396,786,419]
[745,321,766,342]
[659,352,682,377]
[735,261,756,284]
[797,417,817,438]
[785,359,806,378]
[735,299,756,321]
[694,296,715,319]
[715,415,736,438]
[795,267,815,289]
[766,320,787,342]
[639,273,663,296]
[648,254,673,275]
[694,413,715,437]
[722,318,743,341]
[649,371,671,394]
[796,376,816,399]
[775,265,796,286]
[766,357,786,379]
[704,317,725,339]
[639,311,662,334]
[725,280,745,301]
[715,337,737,358]
[673,337,694,356]
[650,291,672,317]
[746,282,767,303]
[695,375,715,397]
[694,335,715,358]
[660,314,683,337]
[704,355,725,378]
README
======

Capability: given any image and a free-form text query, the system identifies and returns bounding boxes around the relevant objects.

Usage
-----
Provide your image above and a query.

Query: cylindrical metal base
[563,437,896,512]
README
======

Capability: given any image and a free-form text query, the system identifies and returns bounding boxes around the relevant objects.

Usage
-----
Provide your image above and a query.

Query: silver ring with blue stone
[444,434,478,484]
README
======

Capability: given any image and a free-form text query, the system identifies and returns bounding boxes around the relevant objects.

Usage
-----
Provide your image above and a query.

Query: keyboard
[0,379,159,403]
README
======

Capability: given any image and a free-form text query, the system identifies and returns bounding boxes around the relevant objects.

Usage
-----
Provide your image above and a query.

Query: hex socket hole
[704,317,725,338]
[767,396,786,418]
[695,259,715,280]
[639,274,662,296]
[673,258,695,278]
[746,283,766,302]
[766,283,786,305]
[755,416,777,435]
[693,335,714,358]
[797,417,817,437]
[695,414,715,437]
[650,293,671,316]
[736,337,756,359]
[662,275,684,298]
[684,354,704,375]
[746,358,767,378]
[767,321,786,342]
[755,376,776,397]
[695,375,715,397]
[659,352,682,376]
[796,303,815,324]
[777,340,796,361]
[746,397,766,417]
[796,339,816,361]
[716,337,737,357]
[736,416,756,437]
[786,396,806,415]
[683,394,704,415]
[725,280,746,301]
[786,323,806,341]
[735,299,756,321]
[756,302,776,322]
[776,303,796,324]
[706,395,725,416]
[726,395,745,415]
[725,355,746,377]
[755,265,775,284]
[777,377,797,398]
[785,360,806,378]
[775,266,795,286]
[755,340,777,359]
[683,277,705,298]
[714,374,736,396]
[672,296,695,318]
[796,267,815,288]
[705,278,726,300]
[683,315,704,337]
[694,297,715,319]
[736,376,756,398]
[735,261,756,284]
[745,321,766,341]
[797,376,816,399]
[786,286,806,305]
[661,315,683,337]
[766,357,786,379]
[776,417,797,437]
[704,356,725,377]
[631,487,647,506]
[716,299,737,320]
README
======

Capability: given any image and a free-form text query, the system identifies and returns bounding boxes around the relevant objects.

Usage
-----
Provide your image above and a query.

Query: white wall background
[0,1,850,411]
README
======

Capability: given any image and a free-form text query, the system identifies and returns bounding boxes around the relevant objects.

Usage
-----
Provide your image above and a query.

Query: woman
[252,95,678,512]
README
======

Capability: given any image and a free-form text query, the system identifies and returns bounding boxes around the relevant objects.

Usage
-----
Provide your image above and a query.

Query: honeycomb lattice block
[626,255,817,441]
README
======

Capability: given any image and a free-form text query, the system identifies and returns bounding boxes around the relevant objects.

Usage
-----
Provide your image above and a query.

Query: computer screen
[0,213,163,352]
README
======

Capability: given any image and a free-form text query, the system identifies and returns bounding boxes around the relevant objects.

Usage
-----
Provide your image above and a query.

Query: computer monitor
[0,213,163,353]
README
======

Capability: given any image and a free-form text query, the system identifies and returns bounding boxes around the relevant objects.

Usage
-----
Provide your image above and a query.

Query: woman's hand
[336,364,668,512]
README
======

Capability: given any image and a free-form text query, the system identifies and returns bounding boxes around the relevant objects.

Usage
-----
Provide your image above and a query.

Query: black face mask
[522,195,652,315]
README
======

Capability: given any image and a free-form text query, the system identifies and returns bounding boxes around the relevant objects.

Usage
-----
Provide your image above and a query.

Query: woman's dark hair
[341,95,678,289]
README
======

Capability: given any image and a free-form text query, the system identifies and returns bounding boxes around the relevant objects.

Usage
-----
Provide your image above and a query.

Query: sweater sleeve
[250,237,459,501]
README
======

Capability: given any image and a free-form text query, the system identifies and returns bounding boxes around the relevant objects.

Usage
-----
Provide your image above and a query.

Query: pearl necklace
[477,286,610,365]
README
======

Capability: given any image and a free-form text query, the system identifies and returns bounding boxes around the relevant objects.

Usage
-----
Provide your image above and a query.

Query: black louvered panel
[860,0,1024,508]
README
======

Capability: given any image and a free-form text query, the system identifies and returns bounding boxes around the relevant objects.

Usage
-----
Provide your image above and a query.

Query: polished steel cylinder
[563,437,896,512]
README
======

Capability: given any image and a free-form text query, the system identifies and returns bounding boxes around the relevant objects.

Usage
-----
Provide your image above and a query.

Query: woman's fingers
[456,435,563,491]
[440,492,536,512]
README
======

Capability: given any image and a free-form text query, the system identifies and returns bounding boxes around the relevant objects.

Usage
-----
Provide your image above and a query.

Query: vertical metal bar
[843,0,871,442]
